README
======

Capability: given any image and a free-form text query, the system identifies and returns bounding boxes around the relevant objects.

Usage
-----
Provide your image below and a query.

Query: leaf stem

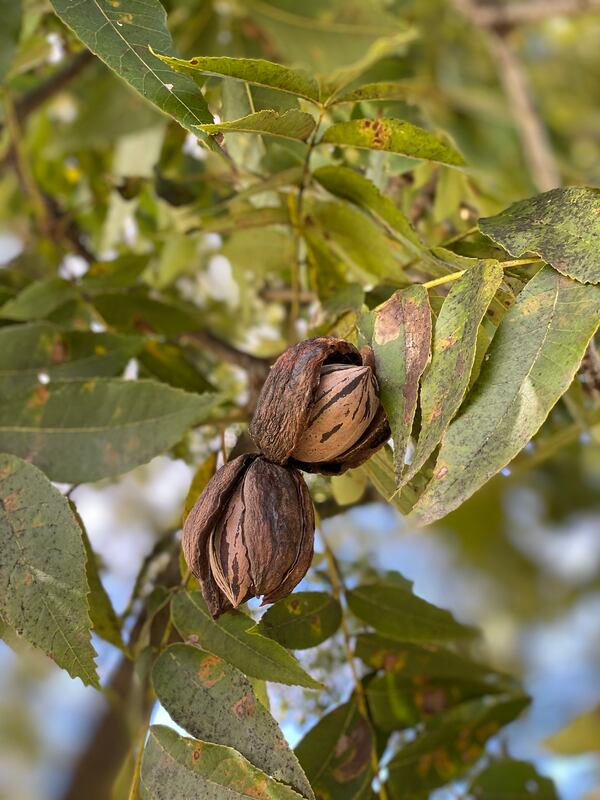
[288,107,325,340]
[318,525,389,800]
[421,256,543,290]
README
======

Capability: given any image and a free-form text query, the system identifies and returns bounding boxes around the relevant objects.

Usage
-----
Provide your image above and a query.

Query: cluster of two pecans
[183,337,390,617]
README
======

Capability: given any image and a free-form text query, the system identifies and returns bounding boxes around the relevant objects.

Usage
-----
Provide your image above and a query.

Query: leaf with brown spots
[0,322,142,398]
[0,453,98,686]
[140,725,304,799]
[257,592,342,650]
[295,700,373,800]
[480,187,600,284]
[172,591,322,688]
[409,267,600,527]
[385,694,530,799]
[372,286,432,479]
[152,644,315,799]
[402,262,503,485]
[321,119,466,167]
[0,378,219,482]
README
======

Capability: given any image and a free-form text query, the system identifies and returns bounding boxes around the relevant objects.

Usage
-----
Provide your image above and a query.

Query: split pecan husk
[183,453,315,618]
[249,337,390,475]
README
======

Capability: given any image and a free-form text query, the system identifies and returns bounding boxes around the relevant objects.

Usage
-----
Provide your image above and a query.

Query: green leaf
[470,760,558,799]
[81,254,150,290]
[356,634,513,688]
[359,447,429,515]
[372,286,432,478]
[198,110,315,142]
[80,520,126,652]
[321,119,466,166]
[366,671,501,732]
[153,53,320,103]
[152,644,315,799]
[330,81,421,106]
[257,592,342,650]
[331,469,367,506]
[403,262,504,484]
[409,268,600,527]
[347,579,477,642]
[313,166,426,258]
[0,0,21,84]
[0,453,98,686]
[92,291,199,335]
[140,340,214,394]
[49,0,214,138]
[0,379,219,483]
[307,201,404,282]
[544,705,600,754]
[480,187,600,284]
[183,453,218,521]
[0,322,142,398]
[0,278,79,321]
[141,725,304,800]
[385,695,530,799]
[295,700,373,800]
[171,591,322,689]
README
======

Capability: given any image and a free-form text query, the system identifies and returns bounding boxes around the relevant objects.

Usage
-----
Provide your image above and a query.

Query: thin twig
[420,257,543,291]
[289,107,326,339]
[182,329,271,377]
[467,0,600,28]
[453,0,561,192]
[3,91,50,231]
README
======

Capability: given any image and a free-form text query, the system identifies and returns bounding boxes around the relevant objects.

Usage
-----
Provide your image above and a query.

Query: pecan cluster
[183,337,390,617]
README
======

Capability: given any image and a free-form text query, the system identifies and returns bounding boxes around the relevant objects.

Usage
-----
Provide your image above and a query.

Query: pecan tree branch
[182,330,271,377]
[14,50,94,123]
[471,0,600,28]
[453,0,561,192]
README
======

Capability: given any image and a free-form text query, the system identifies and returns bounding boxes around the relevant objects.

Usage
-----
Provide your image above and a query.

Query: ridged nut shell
[291,364,379,462]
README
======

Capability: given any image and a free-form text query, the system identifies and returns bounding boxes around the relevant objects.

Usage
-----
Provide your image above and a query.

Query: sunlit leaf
[0,379,219,482]
[347,578,477,642]
[0,454,98,686]
[409,268,600,526]
[141,725,304,799]
[480,187,600,284]
[321,119,466,166]
[544,705,600,754]
[295,700,373,800]
[198,110,315,142]
[171,591,322,688]
[153,53,320,102]
[403,262,503,484]
[372,286,432,478]
[0,323,142,398]
[152,644,315,799]
[49,0,214,138]
[258,592,342,650]
[183,453,218,522]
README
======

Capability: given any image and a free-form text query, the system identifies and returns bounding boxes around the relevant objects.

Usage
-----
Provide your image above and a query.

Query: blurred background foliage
[1,0,600,799]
